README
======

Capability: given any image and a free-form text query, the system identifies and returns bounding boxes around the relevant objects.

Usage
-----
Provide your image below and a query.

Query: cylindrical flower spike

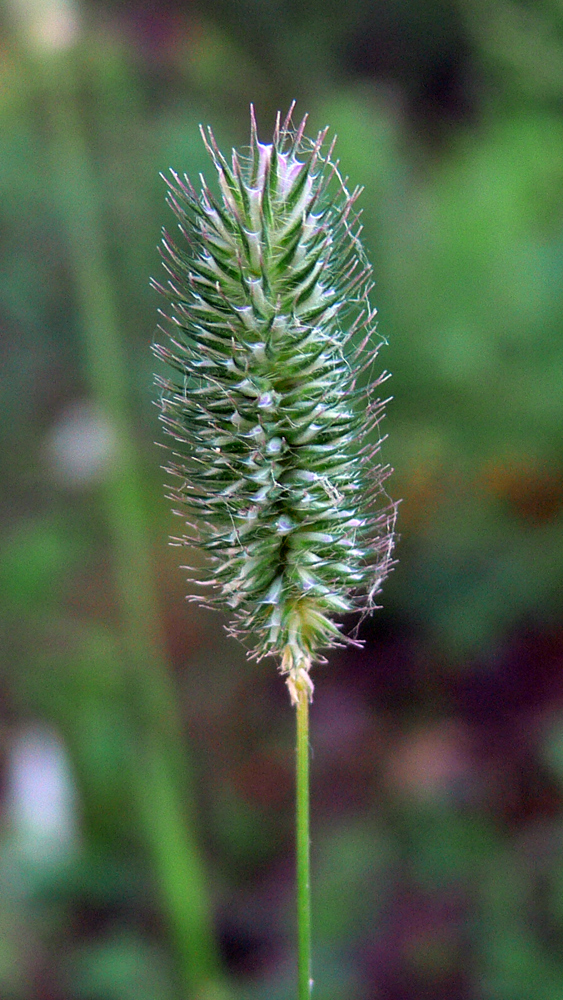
[153,105,396,699]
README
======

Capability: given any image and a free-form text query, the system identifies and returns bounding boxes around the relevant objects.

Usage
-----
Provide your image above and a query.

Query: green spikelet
[153,105,396,698]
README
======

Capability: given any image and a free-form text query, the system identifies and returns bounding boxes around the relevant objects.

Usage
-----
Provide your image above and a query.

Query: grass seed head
[154,106,397,692]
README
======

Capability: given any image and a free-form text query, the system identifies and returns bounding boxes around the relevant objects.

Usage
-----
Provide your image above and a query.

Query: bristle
[293,113,309,151]
[273,110,281,146]
[282,101,296,132]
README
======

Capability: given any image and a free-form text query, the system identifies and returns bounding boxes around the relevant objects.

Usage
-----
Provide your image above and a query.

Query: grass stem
[296,684,312,999]
[31,45,223,999]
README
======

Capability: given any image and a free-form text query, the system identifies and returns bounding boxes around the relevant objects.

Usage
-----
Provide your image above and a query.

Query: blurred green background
[2,0,563,997]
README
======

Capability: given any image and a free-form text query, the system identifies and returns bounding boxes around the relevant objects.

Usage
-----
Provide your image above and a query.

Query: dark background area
[2,1,563,998]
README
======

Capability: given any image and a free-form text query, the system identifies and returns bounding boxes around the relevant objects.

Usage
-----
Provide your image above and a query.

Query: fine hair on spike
[154,106,397,678]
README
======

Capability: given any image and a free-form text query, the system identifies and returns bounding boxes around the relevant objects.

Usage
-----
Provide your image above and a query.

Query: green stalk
[295,670,312,999]
[25,43,223,999]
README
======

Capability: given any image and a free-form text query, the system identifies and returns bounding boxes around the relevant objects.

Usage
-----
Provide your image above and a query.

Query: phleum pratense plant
[154,106,395,694]
[154,105,396,998]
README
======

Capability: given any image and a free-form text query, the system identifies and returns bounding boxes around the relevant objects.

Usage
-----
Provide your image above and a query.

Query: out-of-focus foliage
[2,0,563,998]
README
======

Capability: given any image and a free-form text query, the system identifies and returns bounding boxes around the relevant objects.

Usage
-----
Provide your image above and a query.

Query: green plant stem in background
[27,44,223,1000]
[295,675,312,1000]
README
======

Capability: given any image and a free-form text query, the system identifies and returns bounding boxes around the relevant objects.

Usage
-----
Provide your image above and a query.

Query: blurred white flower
[5,0,80,52]
[7,726,78,861]
[44,399,117,487]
